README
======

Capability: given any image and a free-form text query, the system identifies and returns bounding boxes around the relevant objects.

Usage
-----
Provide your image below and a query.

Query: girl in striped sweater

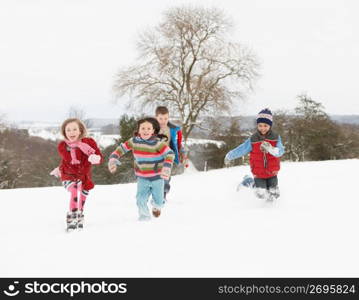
[108,117,175,221]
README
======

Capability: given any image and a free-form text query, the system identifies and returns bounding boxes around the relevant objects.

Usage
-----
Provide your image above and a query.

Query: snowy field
[0,159,358,277]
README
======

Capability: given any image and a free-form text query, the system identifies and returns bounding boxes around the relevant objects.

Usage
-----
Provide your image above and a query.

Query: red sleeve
[57,141,68,159]
[177,130,183,152]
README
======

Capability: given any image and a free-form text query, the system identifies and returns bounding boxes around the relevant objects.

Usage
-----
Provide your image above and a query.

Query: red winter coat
[249,131,280,179]
[58,137,103,190]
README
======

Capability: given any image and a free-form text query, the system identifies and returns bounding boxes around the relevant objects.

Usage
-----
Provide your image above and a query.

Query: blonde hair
[61,118,87,140]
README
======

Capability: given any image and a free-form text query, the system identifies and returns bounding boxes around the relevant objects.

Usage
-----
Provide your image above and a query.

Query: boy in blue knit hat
[225,108,285,201]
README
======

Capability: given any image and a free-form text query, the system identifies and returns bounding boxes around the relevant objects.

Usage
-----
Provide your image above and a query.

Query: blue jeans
[136,178,165,219]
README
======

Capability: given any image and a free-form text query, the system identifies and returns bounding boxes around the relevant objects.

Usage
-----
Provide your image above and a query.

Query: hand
[183,158,189,168]
[161,167,171,180]
[260,141,279,156]
[224,156,231,167]
[108,158,120,173]
[50,167,61,178]
[181,154,189,168]
[260,141,272,153]
[88,154,101,164]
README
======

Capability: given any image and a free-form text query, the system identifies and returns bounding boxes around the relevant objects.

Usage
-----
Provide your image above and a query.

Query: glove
[161,166,171,180]
[260,141,272,152]
[181,153,189,168]
[260,141,279,156]
[108,158,121,173]
[88,154,101,165]
[224,156,232,167]
[50,167,61,178]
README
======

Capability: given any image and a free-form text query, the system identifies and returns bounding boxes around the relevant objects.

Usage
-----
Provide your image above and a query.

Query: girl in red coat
[50,118,103,231]
[224,108,285,202]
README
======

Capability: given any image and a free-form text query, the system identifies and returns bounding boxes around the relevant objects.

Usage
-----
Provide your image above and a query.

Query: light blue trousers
[136,177,165,219]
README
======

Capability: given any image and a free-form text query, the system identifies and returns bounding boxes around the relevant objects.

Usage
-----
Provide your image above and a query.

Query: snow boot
[237,175,255,191]
[268,187,280,202]
[77,210,84,229]
[152,207,161,218]
[66,211,78,232]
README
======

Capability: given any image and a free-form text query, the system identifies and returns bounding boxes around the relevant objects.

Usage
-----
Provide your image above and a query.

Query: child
[108,117,175,221]
[50,118,103,231]
[225,108,285,201]
[155,106,188,200]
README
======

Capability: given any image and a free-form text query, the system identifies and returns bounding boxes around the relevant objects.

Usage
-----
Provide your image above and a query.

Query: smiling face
[65,122,81,142]
[257,123,271,135]
[138,121,155,140]
[156,113,169,129]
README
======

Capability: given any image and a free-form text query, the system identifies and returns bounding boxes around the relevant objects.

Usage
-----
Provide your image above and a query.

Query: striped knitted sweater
[109,136,175,180]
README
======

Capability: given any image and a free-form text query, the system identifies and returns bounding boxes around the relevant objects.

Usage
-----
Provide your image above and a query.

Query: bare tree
[67,106,93,128]
[113,5,259,140]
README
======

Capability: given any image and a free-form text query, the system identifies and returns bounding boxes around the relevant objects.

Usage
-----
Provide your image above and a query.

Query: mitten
[88,154,101,164]
[224,156,232,167]
[50,167,61,178]
[161,167,171,180]
[181,153,189,168]
[260,141,271,152]
[260,141,279,156]
[108,158,121,173]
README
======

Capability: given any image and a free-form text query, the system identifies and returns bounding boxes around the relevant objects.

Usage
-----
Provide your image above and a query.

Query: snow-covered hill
[0,159,358,277]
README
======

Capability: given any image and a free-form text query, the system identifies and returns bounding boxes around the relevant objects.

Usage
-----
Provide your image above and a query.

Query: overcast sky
[1,0,358,122]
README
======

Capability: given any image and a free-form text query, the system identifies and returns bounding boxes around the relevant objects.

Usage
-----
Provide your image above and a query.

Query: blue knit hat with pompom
[256,108,273,126]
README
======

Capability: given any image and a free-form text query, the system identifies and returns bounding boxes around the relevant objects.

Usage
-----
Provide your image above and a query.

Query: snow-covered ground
[0,159,358,277]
